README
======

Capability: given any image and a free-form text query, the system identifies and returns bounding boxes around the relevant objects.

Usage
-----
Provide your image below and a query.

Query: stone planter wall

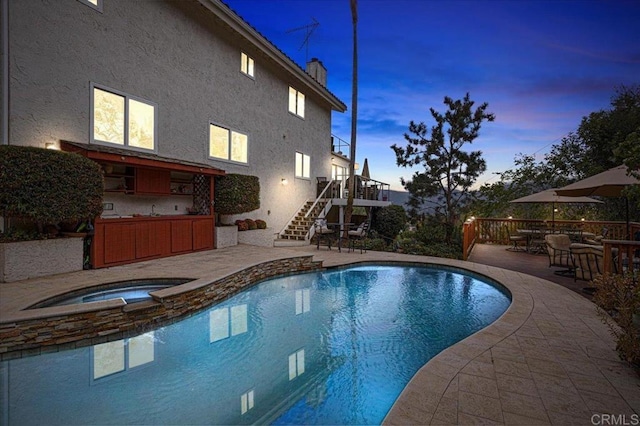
[0,255,322,360]
[237,228,276,247]
[215,225,238,248]
[0,237,84,283]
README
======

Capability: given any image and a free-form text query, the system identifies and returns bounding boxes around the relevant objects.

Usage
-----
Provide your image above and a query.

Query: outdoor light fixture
[45,142,57,150]
[281,178,288,185]
[508,216,513,219]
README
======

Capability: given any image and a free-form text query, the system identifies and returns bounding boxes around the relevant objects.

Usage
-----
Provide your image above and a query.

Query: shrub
[372,205,407,239]
[0,146,103,237]
[593,273,640,368]
[235,219,248,231]
[244,218,257,230]
[255,219,267,229]
[214,174,260,215]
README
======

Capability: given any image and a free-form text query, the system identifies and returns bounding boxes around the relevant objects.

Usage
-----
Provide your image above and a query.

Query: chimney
[306,58,327,87]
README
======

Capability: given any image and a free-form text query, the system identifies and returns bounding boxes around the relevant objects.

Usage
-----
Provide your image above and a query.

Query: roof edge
[198,0,347,113]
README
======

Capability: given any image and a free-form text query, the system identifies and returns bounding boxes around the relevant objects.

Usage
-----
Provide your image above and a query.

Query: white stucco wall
[7,0,339,233]
[0,237,84,282]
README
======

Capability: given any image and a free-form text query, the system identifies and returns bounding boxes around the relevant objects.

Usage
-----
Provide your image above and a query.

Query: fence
[462,218,640,260]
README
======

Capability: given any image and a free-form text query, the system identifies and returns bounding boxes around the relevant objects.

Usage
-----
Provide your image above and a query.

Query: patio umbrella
[509,188,603,229]
[361,158,370,179]
[555,165,640,238]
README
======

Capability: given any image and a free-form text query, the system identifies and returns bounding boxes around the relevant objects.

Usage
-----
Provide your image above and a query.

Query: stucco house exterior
[1,0,360,267]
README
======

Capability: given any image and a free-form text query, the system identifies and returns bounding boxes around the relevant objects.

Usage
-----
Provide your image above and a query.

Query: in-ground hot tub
[29,278,193,308]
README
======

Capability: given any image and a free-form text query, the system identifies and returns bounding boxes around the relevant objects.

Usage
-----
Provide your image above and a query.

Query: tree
[545,85,640,180]
[391,93,495,242]
[344,0,358,233]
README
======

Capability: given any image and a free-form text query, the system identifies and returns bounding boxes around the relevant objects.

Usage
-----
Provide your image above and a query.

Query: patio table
[517,228,552,253]
[328,223,354,252]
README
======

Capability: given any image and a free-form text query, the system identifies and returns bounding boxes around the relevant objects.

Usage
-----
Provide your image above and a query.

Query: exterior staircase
[275,199,328,246]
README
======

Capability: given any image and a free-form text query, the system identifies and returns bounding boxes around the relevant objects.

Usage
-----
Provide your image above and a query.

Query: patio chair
[544,234,573,276]
[314,218,334,250]
[504,225,526,252]
[348,220,370,253]
[583,227,608,246]
[570,243,604,282]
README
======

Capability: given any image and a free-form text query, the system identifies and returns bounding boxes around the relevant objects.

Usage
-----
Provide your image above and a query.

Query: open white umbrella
[556,165,639,238]
[510,188,603,229]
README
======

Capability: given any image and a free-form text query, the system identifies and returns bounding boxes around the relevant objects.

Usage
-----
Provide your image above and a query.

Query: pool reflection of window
[240,389,254,415]
[92,332,155,380]
[210,304,248,343]
[295,289,310,315]
[288,348,305,380]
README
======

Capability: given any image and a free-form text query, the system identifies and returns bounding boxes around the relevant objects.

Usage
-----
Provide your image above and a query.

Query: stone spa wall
[0,256,322,360]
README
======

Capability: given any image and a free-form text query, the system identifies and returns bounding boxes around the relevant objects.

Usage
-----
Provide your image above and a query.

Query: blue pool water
[0,264,510,425]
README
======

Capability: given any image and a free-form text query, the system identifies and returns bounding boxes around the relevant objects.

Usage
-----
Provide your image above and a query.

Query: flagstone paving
[1,244,638,425]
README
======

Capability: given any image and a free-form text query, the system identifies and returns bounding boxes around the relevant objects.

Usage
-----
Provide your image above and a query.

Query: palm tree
[344,0,358,233]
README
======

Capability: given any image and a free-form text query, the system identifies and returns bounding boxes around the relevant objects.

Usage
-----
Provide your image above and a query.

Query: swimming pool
[0,264,510,425]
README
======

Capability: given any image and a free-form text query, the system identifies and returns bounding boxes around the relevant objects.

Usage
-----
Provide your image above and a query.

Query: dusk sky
[225,0,640,191]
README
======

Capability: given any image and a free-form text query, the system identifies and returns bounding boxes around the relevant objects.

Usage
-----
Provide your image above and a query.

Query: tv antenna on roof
[286,17,320,63]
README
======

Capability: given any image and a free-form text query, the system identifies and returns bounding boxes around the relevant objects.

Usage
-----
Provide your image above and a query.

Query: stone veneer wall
[0,256,321,360]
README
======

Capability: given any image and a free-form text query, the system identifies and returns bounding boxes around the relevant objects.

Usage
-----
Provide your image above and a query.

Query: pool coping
[0,245,638,423]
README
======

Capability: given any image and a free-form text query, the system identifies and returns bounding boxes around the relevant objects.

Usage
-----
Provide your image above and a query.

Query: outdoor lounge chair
[545,234,573,276]
[504,225,526,252]
[570,243,604,282]
[348,220,370,253]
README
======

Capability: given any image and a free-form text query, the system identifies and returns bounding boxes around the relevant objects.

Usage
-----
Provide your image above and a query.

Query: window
[241,389,255,415]
[78,0,102,11]
[210,305,248,343]
[209,124,248,163]
[295,289,310,315]
[295,152,310,179]
[92,85,156,151]
[288,349,305,380]
[240,52,254,78]
[288,87,305,118]
[92,332,155,380]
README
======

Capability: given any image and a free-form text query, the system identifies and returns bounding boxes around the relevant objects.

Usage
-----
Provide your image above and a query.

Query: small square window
[78,0,103,12]
[295,152,310,179]
[209,124,248,164]
[288,87,305,118]
[241,52,254,78]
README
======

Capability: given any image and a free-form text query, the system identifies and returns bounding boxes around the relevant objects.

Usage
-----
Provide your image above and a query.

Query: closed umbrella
[510,188,603,229]
[556,165,639,239]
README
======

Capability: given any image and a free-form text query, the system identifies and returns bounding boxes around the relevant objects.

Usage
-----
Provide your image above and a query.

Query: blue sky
[225,0,640,191]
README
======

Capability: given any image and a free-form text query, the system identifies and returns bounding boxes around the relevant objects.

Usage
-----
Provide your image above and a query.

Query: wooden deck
[467,243,595,299]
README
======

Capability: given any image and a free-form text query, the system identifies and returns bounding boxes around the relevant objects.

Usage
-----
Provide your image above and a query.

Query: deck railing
[462,218,640,262]
[462,219,477,261]
[602,239,640,275]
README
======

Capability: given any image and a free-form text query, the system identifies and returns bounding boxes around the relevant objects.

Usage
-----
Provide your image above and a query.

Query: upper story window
[78,0,103,12]
[288,87,305,118]
[209,124,248,164]
[92,85,156,152]
[295,152,310,179]
[240,52,254,78]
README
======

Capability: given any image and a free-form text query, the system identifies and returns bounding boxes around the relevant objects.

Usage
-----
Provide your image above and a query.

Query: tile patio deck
[1,243,638,425]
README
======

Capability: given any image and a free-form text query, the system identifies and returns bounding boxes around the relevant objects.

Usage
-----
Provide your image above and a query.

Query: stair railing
[304,180,333,219]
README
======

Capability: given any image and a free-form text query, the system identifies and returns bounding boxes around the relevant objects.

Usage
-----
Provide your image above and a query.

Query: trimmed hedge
[214,174,260,215]
[0,145,103,224]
